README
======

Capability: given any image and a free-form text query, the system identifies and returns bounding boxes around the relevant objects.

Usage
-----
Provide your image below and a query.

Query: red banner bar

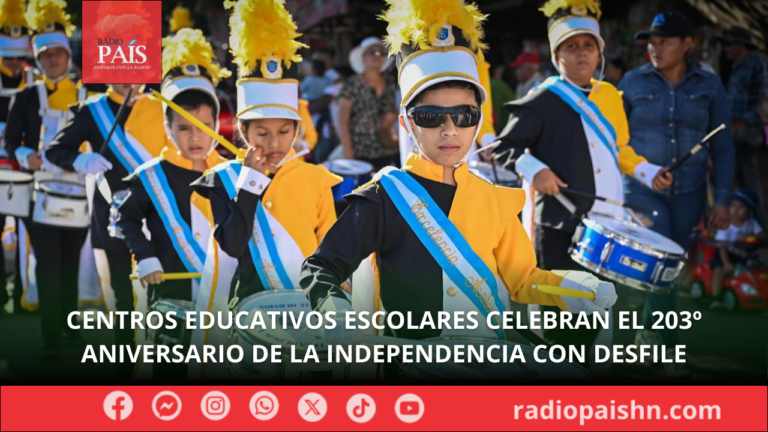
[1,386,766,431]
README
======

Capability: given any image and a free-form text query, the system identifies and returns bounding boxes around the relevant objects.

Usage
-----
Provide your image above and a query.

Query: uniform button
[447,287,458,297]
[264,201,272,209]
[596,168,601,174]
[271,230,275,237]
[250,180,256,187]
[590,142,595,148]
[671,139,676,144]
[641,172,647,178]
[669,122,673,127]
[194,233,201,239]
[192,196,198,202]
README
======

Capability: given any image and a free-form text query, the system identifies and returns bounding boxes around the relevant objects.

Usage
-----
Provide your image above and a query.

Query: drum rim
[0,171,34,184]
[322,158,374,176]
[399,336,591,378]
[467,160,518,182]
[153,298,196,310]
[36,179,87,199]
[234,290,328,352]
[570,253,675,293]
[582,217,686,258]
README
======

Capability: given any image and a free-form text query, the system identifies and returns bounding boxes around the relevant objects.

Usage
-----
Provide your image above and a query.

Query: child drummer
[300,0,617,357]
[192,0,341,311]
[116,29,229,379]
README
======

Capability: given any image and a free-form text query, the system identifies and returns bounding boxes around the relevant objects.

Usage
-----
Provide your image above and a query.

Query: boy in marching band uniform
[300,0,617,371]
[4,0,96,359]
[188,0,341,378]
[493,0,672,373]
[116,29,229,378]
[46,84,166,377]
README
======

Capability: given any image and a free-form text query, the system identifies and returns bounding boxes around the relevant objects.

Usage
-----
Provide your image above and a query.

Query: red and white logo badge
[81,1,162,84]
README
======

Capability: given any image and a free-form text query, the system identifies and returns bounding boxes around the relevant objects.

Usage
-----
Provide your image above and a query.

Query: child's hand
[532,168,568,196]
[244,146,270,175]
[140,271,164,288]
[651,168,673,191]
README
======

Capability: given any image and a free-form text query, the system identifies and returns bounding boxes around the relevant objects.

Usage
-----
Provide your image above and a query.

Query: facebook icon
[104,391,133,421]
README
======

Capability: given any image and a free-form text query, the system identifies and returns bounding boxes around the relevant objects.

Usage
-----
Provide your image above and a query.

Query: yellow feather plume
[224,0,307,77]
[381,0,488,60]
[539,0,601,20]
[162,28,231,85]
[25,0,74,36]
[169,5,194,33]
[0,0,29,32]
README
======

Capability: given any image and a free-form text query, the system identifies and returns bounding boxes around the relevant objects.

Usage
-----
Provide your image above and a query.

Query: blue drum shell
[331,174,371,201]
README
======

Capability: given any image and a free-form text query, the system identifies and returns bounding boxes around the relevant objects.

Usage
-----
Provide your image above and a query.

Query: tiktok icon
[346,394,376,423]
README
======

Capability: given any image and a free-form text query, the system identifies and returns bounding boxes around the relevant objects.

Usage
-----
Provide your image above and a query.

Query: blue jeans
[624,180,707,346]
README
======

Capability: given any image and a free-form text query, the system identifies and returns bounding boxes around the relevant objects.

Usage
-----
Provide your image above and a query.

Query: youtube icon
[395,394,424,423]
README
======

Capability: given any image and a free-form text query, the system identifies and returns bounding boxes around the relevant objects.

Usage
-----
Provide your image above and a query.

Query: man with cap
[619,11,733,376]
[300,0,618,378]
[116,28,229,379]
[4,0,98,359]
[510,52,543,100]
[492,0,669,374]
[721,26,767,228]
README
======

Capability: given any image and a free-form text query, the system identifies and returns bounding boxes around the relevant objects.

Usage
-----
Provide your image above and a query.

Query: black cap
[635,11,695,40]
[718,26,757,48]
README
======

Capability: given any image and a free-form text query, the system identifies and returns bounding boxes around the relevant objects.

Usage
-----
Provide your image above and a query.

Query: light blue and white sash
[136,158,205,274]
[378,169,506,339]
[212,161,293,290]
[87,95,151,172]
[539,76,619,166]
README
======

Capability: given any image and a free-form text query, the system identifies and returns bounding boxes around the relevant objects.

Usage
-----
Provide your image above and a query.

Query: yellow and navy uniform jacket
[495,79,647,232]
[192,151,340,302]
[300,153,570,340]
[46,89,166,250]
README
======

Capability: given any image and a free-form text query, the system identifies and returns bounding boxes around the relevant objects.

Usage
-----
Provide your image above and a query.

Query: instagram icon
[200,391,230,421]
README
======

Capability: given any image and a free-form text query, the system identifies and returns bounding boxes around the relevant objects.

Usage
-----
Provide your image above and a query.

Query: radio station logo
[81,1,161,84]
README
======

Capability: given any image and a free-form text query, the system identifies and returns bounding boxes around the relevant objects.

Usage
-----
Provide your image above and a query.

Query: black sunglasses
[407,105,481,128]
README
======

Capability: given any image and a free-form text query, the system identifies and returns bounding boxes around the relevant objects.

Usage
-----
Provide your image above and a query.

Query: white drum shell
[32,180,89,228]
[0,171,33,217]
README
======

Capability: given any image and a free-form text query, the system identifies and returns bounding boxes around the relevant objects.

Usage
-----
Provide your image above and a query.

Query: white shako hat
[225,0,307,123]
[382,0,488,109]
[542,0,605,53]
[26,0,73,60]
[0,0,32,57]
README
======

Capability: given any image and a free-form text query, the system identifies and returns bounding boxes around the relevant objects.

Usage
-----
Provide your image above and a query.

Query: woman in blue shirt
[619,12,734,376]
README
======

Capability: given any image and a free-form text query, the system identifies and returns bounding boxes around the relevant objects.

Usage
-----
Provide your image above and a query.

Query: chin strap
[401,106,484,169]
[550,52,606,93]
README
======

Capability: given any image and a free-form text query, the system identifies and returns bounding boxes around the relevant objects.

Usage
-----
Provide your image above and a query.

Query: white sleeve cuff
[515,153,549,183]
[137,257,163,279]
[14,147,34,169]
[633,161,663,189]
[235,166,271,196]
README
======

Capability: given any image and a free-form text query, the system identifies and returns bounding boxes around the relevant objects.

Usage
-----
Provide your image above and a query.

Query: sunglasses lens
[452,107,481,127]
[412,110,445,128]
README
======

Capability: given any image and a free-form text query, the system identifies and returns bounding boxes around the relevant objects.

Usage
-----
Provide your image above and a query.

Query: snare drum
[399,337,590,379]
[32,180,89,228]
[322,158,373,201]
[0,170,33,217]
[147,298,195,345]
[108,190,129,239]
[468,160,520,187]
[229,290,349,379]
[570,214,685,293]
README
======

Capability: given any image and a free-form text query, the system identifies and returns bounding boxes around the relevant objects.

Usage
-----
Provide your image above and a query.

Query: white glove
[14,147,34,170]
[308,294,362,346]
[73,153,113,175]
[554,270,618,313]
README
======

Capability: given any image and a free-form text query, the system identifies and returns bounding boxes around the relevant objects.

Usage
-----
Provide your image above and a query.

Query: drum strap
[378,169,506,340]
[88,95,151,172]
[213,161,294,290]
[136,159,205,274]
[538,77,619,167]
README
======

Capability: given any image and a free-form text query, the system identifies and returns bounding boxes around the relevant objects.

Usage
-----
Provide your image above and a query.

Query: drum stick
[467,140,500,158]
[129,272,202,281]
[665,124,725,173]
[554,192,578,216]
[95,86,135,204]
[532,284,595,301]
[560,188,658,216]
[150,90,245,158]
